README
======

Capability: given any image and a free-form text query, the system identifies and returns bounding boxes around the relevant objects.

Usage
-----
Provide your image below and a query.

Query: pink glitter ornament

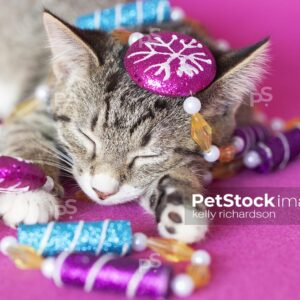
[0,156,49,193]
[124,32,216,97]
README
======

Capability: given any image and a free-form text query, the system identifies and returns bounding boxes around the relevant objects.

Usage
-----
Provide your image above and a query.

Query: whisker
[32,160,73,175]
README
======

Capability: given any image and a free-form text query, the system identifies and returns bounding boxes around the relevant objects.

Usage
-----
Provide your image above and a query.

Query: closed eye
[78,129,96,159]
[128,155,162,169]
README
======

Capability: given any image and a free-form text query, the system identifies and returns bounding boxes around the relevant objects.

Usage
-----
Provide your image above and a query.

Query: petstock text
[186,188,300,225]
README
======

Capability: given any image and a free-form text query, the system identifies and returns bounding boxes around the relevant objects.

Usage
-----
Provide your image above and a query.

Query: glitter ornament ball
[125,32,216,97]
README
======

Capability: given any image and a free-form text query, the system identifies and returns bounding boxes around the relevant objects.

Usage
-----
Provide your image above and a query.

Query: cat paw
[157,202,208,244]
[0,190,59,228]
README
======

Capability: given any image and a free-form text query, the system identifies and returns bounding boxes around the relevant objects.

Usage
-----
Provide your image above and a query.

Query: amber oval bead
[187,264,211,288]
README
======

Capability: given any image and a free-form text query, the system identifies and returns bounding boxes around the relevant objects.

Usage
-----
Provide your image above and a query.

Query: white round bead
[271,118,285,132]
[191,250,211,266]
[171,274,195,298]
[128,32,144,46]
[244,151,262,169]
[0,236,18,255]
[216,39,231,51]
[35,84,50,103]
[43,176,54,192]
[183,97,202,114]
[233,136,245,153]
[41,258,56,278]
[203,171,213,186]
[132,232,148,252]
[203,145,220,163]
[171,7,186,22]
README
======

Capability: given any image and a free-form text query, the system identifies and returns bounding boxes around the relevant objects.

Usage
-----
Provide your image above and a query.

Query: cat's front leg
[0,114,63,227]
[142,167,208,244]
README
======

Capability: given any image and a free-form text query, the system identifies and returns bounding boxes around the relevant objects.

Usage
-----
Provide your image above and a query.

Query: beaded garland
[75,0,184,32]
[244,127,300,173]
[1,231,212,298]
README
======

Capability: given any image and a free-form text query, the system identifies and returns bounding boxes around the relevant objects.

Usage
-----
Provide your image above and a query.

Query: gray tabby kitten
[0,10,269,243]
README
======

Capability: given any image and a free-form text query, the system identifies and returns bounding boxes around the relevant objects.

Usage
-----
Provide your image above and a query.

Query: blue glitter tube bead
[76,0,171,32]
[17,220,132,257]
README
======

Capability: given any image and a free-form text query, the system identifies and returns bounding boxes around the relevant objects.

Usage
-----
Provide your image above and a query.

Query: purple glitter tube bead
[248,128,300,173]
[234,124,269,155]
[0,156,47,193]
[44,253,172,299]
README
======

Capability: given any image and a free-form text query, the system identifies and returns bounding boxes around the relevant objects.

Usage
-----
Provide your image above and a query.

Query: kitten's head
[43,12,269,205]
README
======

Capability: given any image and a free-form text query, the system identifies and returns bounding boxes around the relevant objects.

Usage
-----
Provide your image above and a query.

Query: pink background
[1,1,300,300]
[172,0,300,120]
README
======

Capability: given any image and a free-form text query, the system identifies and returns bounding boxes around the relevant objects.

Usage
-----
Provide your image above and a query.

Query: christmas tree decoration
[1,233,212,298]
[203,145,221,163]
[187,264,210,288]
[219,144,236,163]
[133,233,212,265]
[76,0,179,32]
[171,249,211,297]
[284,118,300,130]
[0,156,54,193]
[171,274,195,297]
[244,127,300,173]
[0,236,44,269]
[147,237,195,263]
[125,32,216,97]
[191,249,211,265]
[191,113,212,152]
[233,124,269,155]
[17,220,133,256]
[42,253,172,299]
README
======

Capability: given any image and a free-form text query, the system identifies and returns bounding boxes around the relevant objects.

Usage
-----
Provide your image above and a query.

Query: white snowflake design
[128,34,213,81]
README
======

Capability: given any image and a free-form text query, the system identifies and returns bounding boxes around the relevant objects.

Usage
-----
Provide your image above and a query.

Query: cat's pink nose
[93,189,116,200]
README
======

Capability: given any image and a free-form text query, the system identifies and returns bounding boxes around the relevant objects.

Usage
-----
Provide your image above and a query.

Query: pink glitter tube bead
[42,253,172,299]
[0,156,50,193]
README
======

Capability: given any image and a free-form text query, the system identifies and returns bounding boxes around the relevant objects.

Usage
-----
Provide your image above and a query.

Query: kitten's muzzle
[93,189,116,200]
[91,173,120,200]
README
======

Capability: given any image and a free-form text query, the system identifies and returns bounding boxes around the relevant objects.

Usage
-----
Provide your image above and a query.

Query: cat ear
[43,11,100,81]
[201,38,270,117]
